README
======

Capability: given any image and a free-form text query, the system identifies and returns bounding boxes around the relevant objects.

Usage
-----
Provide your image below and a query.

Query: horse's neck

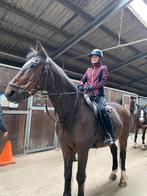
[46,59,77,125]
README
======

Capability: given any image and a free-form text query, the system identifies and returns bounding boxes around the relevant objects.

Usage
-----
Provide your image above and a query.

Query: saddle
[83,94,113,124]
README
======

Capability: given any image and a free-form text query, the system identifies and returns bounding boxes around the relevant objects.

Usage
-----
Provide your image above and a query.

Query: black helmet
[89,49,103,58]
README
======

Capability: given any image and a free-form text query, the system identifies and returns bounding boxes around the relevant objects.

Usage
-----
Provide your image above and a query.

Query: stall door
[25,96,56,153]
[122,94,131,112]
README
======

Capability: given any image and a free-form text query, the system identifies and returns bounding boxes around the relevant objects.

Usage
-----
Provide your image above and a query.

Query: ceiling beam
[108,81,147,96]
[0,20,121,71]
[57,0,139,54]
[1,21,146,92]
[0,51,83,80]
[125,74,147,86]
[52,0,132,59]
[0,1,120,63]
[0,0,70,38]
[57,0,94,22]
[0,47,85,73]
[110,51,147,73]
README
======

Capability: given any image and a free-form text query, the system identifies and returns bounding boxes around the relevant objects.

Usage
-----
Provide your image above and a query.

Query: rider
[78,49,115,145]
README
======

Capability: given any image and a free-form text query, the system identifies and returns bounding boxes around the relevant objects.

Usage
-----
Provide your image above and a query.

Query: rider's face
[90,55,100,64]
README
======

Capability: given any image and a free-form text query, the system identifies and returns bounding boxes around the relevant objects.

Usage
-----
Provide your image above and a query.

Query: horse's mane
[26,50,77,90]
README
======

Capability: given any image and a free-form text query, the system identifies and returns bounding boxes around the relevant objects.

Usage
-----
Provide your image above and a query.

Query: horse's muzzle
[5,86,30,103]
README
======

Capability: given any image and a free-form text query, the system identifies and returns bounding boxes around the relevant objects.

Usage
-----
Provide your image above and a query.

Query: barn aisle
[0,134,147,196]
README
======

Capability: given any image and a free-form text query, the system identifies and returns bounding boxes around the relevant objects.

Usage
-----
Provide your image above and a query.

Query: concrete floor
[0,135,147,196]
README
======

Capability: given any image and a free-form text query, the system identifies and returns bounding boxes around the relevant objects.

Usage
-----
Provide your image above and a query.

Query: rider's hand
[77,85,84,92]
[85,86,94,92]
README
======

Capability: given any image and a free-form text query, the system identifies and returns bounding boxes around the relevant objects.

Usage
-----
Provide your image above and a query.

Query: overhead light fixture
[128,0,147,28]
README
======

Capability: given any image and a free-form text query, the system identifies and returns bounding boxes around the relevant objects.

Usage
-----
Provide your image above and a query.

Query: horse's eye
[30,63,37,68]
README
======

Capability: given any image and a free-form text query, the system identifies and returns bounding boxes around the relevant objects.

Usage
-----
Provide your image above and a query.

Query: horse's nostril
[8,90,16,97]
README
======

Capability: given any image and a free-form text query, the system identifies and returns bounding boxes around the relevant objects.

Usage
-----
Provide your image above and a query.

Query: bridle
[8,58,49,96]
[8,56,79,125]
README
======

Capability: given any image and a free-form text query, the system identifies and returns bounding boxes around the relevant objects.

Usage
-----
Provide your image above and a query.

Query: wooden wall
[0,64,143,155]
[0,64,56,155]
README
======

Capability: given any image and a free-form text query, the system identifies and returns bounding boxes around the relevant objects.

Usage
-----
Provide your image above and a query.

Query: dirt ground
[0,134,147,196]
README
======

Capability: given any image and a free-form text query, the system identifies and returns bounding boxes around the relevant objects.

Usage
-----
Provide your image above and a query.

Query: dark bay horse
[5,42,130,196]
[130,98,147,149]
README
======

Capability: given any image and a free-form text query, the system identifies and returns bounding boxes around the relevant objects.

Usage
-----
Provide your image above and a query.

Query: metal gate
[24,96,57,153]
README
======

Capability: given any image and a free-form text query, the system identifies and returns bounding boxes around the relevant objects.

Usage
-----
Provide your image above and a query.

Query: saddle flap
[83,94,98,117]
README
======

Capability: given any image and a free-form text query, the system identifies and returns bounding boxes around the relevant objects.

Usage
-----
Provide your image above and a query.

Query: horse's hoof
[133,143,137,148]
[119,181,127,187]
[109,173,117,181]
[141,144,146,150]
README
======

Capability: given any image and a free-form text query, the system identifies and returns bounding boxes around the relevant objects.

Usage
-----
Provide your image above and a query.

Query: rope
[118,8,124,46]
[103,38,147,52]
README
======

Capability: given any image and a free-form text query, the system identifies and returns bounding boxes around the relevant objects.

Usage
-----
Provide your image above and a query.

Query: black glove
[77,85,84,91]
[85,86,94,92]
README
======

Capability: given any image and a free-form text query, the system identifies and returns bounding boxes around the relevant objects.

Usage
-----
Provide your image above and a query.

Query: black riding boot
[102,110,115,145]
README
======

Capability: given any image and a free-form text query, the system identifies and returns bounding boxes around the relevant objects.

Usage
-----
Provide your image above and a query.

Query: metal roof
[0,0,147,96]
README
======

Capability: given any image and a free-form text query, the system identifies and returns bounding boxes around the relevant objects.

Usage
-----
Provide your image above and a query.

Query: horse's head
[5,41,49,103]
[136,104,146,123]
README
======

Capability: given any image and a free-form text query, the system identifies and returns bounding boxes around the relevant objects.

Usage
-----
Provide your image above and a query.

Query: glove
[85,86,94,92]
[77,85,84,92]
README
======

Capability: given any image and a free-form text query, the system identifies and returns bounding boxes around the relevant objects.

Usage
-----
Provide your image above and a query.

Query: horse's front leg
[77,149,89,196]
[134,128,139,148]
[61,145,73,196]
[141,128,146,150]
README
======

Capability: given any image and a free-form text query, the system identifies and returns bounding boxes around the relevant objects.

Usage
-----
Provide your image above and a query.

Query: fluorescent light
[128,0,147,28]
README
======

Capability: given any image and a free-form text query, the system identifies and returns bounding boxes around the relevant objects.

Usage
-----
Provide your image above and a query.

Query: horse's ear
[36,41,48,60]
[30,46,36,52]
[27,45,36,53]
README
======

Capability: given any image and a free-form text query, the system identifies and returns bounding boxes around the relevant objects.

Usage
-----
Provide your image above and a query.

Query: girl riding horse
[5,42,130,196]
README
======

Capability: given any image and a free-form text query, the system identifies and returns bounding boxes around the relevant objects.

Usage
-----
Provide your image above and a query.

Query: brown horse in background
[5,42,130,196]
[130,98,147,149]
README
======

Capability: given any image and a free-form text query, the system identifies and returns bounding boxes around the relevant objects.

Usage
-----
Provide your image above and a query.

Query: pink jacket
[80,63,108,96]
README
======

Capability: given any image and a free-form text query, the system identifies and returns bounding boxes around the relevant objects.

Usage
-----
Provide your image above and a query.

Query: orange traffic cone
[0,140,16,166]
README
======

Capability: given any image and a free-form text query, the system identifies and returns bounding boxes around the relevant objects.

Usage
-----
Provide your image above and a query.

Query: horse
[5,42,130,196]
[130,99,147,149]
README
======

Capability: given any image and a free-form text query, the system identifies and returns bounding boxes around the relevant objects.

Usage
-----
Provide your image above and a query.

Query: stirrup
[104,132,115,145]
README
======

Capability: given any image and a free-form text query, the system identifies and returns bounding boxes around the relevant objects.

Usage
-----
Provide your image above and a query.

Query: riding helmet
[89,49,103,58]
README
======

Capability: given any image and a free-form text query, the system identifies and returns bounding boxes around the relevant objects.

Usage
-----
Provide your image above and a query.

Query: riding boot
[102,110,116,145]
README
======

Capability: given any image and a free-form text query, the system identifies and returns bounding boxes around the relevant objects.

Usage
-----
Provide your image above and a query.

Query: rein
[8,58,80,125]
[44,90,79,124]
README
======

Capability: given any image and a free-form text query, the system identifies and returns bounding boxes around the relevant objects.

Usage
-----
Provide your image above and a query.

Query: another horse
[130,99,147,149]
[5,42,130,196]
